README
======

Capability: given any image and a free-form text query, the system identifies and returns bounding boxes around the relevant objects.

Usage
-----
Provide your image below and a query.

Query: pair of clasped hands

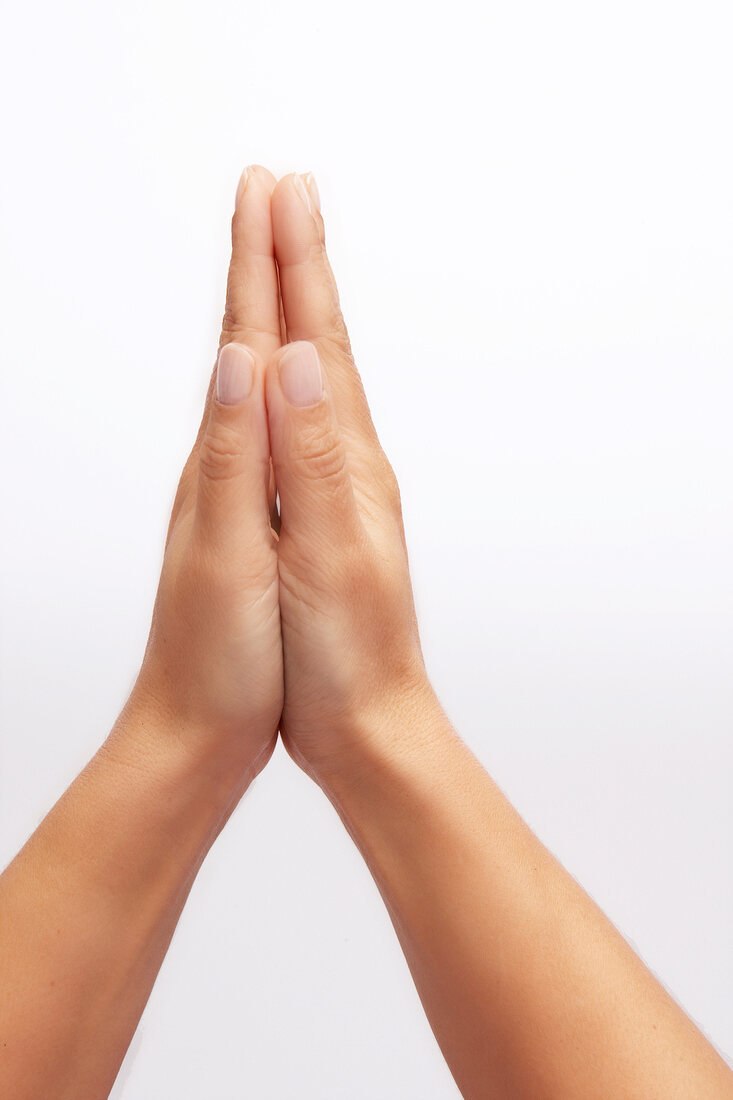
[133,165,428,794]
[4,165,732,1100]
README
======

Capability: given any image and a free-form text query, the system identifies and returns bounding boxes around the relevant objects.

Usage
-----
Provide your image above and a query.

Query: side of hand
[264,173,433,786]
[125,166,286,782]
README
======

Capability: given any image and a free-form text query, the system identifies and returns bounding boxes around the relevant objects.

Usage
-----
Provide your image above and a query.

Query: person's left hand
[261,173,432,789]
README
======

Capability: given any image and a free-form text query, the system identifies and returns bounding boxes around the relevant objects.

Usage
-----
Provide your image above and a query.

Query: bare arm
[264,170,733,1099]
[0,164,283,1099]
[318,696,733,1099]
[0,703,262,1099]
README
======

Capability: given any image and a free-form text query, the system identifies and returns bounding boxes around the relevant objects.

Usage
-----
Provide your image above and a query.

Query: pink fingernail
[217,343,254,405]
[235,166,251,209]
[302,172,321,213]
[293,172,315,216]
[279,342,323,407]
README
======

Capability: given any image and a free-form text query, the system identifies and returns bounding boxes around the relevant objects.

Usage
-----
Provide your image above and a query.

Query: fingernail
[302,172,321,213]
[235,166,251,209]
[293,172,316,216]
[217,343,254,405]
[279,342,323,407]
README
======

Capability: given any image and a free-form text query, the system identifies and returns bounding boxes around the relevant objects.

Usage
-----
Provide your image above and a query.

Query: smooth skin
[0,166,731,1100]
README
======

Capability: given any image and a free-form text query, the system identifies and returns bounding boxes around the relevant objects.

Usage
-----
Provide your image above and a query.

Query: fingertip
[235,164,277,208]
[223,169,281,355]
[270,173,296,219]
[249,164,277,195]
[301,172,321,214]
[271,174,321,265]
[271,172,299,203]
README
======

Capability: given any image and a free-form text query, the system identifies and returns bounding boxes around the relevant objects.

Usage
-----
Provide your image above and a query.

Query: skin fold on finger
[194,344,274,567]
[265,340,362,549]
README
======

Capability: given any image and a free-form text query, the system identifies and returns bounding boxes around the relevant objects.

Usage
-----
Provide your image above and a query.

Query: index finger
[171,165,282,530]
[271,172,379,447]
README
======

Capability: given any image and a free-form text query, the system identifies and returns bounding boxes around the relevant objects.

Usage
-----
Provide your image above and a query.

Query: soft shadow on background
[0,1,731,1096]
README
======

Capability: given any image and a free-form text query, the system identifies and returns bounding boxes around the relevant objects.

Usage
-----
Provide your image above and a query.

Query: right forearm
[0,695,254,1100]
[320,690,733,1100]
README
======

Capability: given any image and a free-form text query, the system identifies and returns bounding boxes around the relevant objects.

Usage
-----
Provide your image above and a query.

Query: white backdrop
[1,1,731,1096]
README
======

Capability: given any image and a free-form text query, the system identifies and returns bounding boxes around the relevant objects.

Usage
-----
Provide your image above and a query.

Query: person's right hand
[122,165,285,784]
[264,173,440,788]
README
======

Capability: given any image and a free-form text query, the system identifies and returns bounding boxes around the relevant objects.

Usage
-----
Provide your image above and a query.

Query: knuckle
[220,307,238,345]
[319,321,352,357]
[219,307,275,349]
[293,422,347,485]
[198,422,244,483]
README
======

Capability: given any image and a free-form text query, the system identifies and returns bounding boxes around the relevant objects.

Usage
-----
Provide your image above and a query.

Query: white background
[1,1,731,1096]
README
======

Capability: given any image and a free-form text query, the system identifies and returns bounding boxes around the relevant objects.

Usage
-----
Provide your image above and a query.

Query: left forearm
[319,694,733,1100]
[0,693,253,1100]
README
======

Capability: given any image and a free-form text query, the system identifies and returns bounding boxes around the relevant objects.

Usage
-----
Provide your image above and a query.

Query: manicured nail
[293,172,316,216]
[216,343,254,405]
[279,342,323,407]
[235,166,251,209]
[302,172,321,213]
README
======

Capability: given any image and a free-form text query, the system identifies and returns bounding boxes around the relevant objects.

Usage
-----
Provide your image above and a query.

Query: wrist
[102,681,276,819]
[306,676,453,804]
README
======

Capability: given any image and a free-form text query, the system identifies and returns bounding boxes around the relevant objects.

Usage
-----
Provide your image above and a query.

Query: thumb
[266,341,360,544]
[195,342,272,558]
